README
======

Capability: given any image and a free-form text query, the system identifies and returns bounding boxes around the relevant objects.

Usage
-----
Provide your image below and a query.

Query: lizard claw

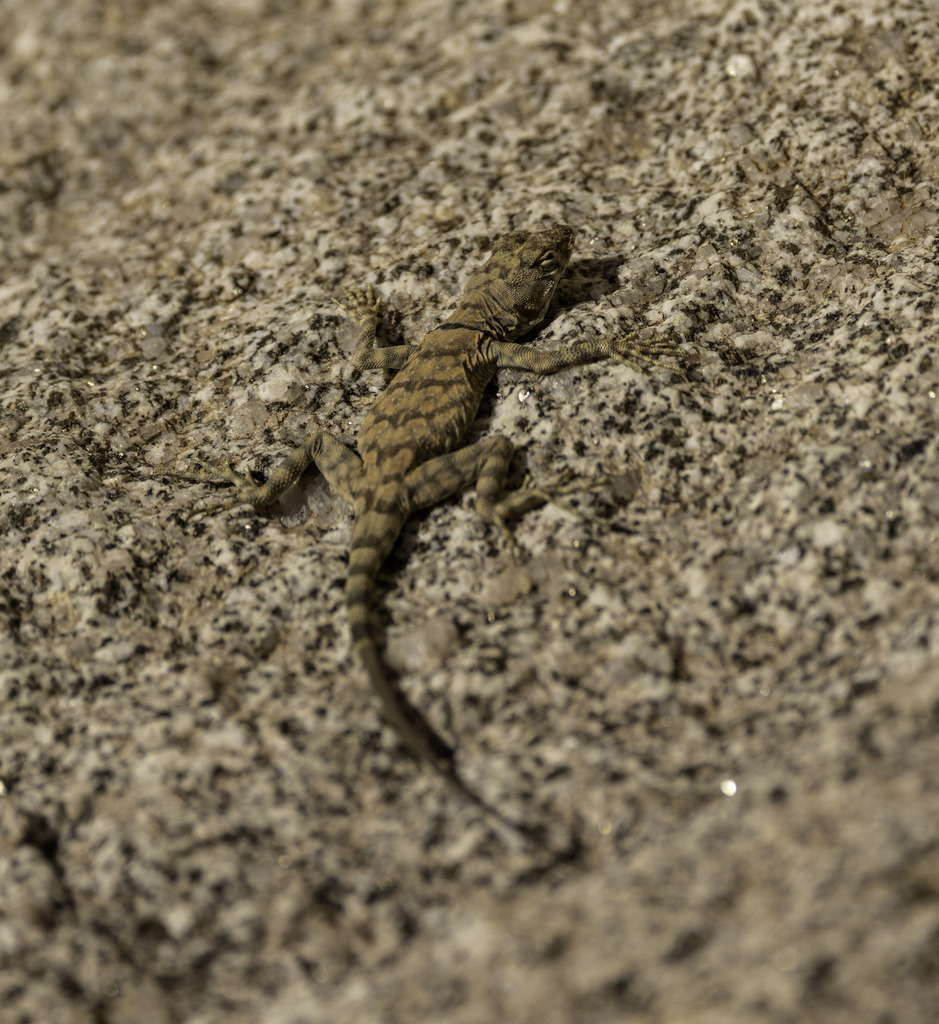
[334,284,382,324]
[608,332,685,375]
[532,470,616,526]
[155,457,262,520]
[486,470,606,545]
[161,456,250,489]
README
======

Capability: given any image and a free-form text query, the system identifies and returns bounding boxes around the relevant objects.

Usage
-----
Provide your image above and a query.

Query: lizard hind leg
[160,429,361,514]
[468,439,602,541]
[402,436,619,550]
[401,435,553,554]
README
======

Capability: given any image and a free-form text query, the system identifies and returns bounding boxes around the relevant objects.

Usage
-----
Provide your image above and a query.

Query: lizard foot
[156,458,267,518]
[530,470,613,526]
[334,284,382,324]
[483,471,599,555]
[608,332,686,376]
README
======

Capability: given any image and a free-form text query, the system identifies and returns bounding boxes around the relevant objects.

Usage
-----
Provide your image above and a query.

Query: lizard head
[460,224,575,341]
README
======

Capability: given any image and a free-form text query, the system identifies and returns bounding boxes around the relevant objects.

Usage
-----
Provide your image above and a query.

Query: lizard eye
[537,250,559,269]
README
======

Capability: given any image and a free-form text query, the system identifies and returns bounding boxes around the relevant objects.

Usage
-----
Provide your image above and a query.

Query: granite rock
[1,0,938,1021]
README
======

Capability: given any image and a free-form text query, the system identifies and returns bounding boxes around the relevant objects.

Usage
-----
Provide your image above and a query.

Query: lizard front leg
[335,285,416,373]
[403,436,565,548]
[495,332,683,376]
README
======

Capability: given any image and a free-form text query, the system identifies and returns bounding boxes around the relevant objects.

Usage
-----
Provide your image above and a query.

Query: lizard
[165,224,677,833]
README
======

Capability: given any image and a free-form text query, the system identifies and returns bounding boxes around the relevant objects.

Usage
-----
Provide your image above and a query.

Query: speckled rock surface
[2,0,938,1021]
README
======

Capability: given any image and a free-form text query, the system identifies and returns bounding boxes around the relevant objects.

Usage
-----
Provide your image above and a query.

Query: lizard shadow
[555,253,631,312]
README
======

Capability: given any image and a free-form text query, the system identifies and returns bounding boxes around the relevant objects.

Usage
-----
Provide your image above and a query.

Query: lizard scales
[174,224,673,828]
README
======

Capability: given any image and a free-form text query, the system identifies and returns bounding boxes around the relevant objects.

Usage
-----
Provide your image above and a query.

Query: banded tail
[346,501,532,834]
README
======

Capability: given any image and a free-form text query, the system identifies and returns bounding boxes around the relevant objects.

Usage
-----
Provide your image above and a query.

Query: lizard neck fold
[453,279,554,342]
[440,304,503,337]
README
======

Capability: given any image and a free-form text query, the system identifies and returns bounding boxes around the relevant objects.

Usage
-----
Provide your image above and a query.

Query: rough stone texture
[1,0,938,1021]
